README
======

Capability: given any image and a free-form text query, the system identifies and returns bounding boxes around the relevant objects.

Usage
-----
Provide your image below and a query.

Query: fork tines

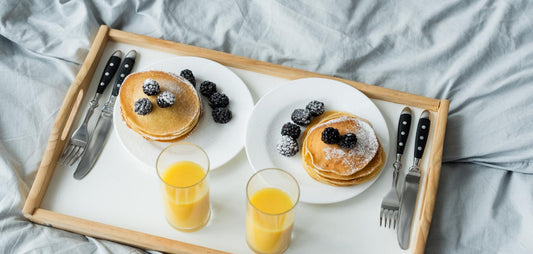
[59,145,84,166]
[380,207,398,228]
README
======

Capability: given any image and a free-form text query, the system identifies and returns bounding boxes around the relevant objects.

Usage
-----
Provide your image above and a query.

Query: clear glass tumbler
[246,168,300,254]
[156,142,210,232]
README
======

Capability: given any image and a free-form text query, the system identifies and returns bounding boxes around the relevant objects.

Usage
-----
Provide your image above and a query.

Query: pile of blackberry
[321,127,357,149]
[290,100,324,127]
[134,78,176,115]
[276,100,325,157]
[196,78,233,124]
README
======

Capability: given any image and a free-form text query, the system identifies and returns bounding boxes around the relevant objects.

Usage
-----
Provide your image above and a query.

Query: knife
[397,110,430,249]
[74,50,137,180]
[393,107,412,194]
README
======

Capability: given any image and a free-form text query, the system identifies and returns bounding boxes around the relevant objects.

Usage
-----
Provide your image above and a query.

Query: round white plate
[113,56,254,172]
[245,78,390,204]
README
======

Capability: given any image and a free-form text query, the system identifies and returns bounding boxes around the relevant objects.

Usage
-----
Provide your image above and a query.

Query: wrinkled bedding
[1,0,532,253]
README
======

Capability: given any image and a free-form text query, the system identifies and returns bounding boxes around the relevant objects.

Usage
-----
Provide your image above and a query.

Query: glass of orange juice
[246,168,300,254]
[156,142,210,232]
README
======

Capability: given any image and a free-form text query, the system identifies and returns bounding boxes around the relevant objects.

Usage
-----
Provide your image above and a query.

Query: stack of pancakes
[301,111,385,186]
[119,70,201,142]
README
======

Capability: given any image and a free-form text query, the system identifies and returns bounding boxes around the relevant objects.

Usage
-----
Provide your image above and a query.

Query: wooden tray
[22,25,449,254]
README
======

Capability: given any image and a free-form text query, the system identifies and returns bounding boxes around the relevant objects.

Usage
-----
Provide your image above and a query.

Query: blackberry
[209,92,229,108]
[281,122,301,139]
[180,69,196,87]
[338,133,357,149]
[212,107,232,124]
[199,81,217,97]
[157,91,176,108]
[291,108,311,126]
[321,127,340,144]
[142,78,160,96]
[134,98,153,115]
[276,135,299,157]
[306,100,325,117]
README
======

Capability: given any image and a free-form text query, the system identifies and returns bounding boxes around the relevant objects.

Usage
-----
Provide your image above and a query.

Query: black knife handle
[414,110,430,159]
[112,50,137,96]
[396,107,412,155]
[96,51,122,94]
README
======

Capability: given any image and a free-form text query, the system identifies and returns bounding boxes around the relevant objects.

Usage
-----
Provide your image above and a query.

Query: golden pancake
[300,111,384,187]
[119,70,201,142]
[303,146,385,186]
[304,140,383,181]
[303,111,379,176]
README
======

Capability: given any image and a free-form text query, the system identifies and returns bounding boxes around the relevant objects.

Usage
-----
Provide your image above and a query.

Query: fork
[59,50,122,165]
[380,107,412,228]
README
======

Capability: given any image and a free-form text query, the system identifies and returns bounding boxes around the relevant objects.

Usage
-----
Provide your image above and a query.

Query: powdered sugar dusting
[313,116,379,173]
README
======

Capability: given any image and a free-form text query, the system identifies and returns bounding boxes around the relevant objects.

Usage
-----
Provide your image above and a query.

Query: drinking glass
[246,168,300,254]
[156,142,210,231]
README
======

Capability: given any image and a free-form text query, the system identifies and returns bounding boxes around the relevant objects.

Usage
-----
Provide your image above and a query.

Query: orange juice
[246,188,295,254]
[161,161,210,231]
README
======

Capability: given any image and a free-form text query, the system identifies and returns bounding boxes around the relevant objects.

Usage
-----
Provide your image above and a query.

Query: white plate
[113,56,254,172]
[245,78,390,204]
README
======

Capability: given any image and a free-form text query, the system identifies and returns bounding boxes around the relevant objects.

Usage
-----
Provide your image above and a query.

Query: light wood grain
[108,29,440,111]
[29,209,227,254]
[412,99,449,254]
[22,25,110,216]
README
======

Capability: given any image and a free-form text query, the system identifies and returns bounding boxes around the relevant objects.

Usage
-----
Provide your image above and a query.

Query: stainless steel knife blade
[397,166,420,249]
[74,107,113,179]
[397,110,430,249]
[73,50,137,180]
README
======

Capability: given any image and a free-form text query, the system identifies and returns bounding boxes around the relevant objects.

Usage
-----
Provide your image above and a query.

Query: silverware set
[59,50,123,166]
[380,107,412,228]
[74,50,137,180]
[379,107,430,250]
[59,49,137,180]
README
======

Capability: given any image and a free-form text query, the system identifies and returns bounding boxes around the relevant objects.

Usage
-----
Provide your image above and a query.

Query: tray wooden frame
[22,25,449,254]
